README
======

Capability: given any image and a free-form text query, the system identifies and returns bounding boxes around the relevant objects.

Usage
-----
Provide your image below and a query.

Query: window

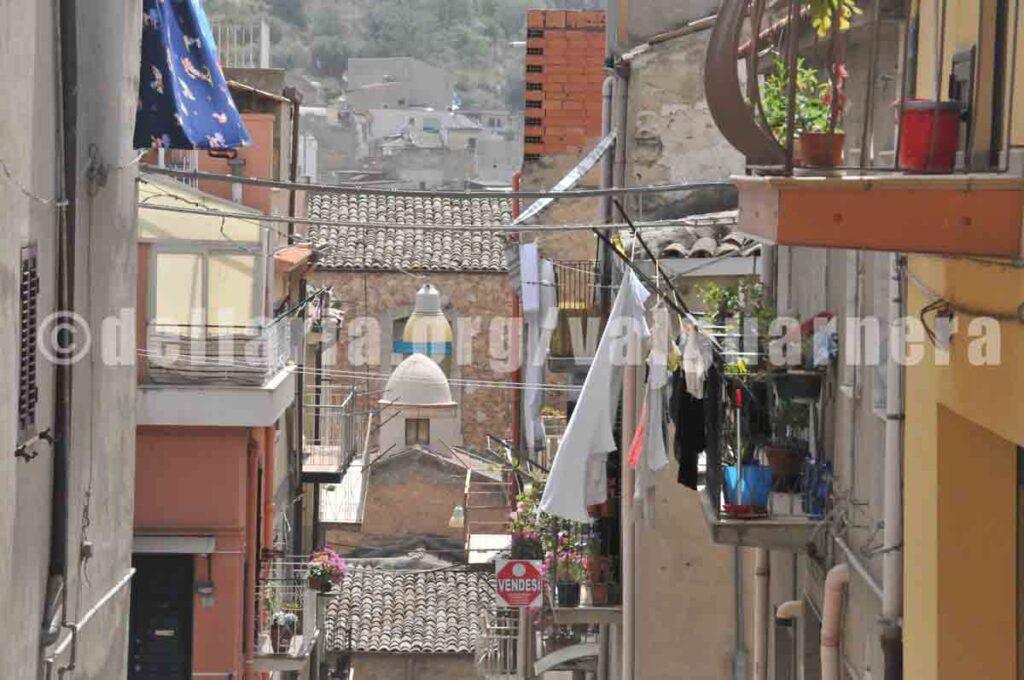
[18,245,39,440]
[150,248,260,336]
[406,418,430,446]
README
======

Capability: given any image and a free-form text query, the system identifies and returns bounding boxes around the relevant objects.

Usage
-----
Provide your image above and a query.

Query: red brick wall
[523,10,606,160]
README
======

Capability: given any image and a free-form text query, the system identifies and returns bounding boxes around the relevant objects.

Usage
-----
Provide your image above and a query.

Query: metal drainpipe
[284,86,302,239]
[881,253,905,680]
[228,156,246,203]
[597,76,615,318]
[733,547,747,680]
[753,548,770,680]
[42,0,78,647]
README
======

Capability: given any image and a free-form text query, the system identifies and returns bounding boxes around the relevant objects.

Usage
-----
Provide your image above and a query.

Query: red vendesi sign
[494,559,544,608]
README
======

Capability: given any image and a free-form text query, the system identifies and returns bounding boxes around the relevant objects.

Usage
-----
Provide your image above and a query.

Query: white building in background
[297,132,319,182]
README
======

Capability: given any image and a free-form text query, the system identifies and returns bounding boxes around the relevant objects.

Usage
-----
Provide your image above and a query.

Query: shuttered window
[18,245,39,439]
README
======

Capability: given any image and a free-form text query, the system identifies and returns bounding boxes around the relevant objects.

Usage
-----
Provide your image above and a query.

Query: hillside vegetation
[205,0,603,109]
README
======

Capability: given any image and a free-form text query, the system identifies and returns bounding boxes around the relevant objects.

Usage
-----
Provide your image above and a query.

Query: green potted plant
[763,398,810,491]
[269,611,298,652]
[762,57,848,168]
[307,547,346,593]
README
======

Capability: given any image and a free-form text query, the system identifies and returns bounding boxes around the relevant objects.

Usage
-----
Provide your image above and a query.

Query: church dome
[381,353,455,406]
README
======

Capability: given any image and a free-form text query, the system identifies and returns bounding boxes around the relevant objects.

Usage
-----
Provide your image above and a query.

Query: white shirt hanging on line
[540,270,650,522]
[683,325,714,399]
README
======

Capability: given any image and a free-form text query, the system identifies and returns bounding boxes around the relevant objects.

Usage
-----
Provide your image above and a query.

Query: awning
[133,535,216,554]
[133,0,251,150]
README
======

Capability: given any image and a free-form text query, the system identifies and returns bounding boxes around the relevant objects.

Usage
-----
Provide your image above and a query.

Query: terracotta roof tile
[307,192,512,272]
[323,566,492,655]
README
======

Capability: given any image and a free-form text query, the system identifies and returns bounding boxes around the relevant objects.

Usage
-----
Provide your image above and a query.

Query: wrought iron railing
[255,557,318,657]
[211,19,270,69]
[303,385,358,472]
[550,260,601,359]
[707,0,1022,175]
[143,320,292,386]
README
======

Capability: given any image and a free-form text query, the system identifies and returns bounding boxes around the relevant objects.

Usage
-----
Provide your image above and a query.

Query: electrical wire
[136,197,740,233]
[140,163,733,200]
[906,266,1024,323]
[0,156,66,206]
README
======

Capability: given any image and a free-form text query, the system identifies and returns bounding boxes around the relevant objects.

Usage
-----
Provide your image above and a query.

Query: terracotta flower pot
[308,574,333,593]
[795,131,845,168]
[764,445,805,491]
[587,582,610,606]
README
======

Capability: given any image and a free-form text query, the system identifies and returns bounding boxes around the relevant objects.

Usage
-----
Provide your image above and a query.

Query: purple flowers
[308,546,347,582]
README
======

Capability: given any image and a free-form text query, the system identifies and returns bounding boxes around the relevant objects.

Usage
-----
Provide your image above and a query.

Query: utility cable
[140,163,733,200]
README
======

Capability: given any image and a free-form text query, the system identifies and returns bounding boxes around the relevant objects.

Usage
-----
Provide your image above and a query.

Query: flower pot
[586,555,610,582]
[270,626,294,653]
[795,131,845,168]
[723,464,773,514]
[586,582,610,607]
[308,574,333,593]
[773,369,823,402]
[555,581,581,608]
[896,100,962,172]
[764,445,806,492]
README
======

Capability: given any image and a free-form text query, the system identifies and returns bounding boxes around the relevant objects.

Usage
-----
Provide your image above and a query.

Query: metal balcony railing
[254,557,319,661]
[211,19,270,69]
[303,385,359,480]
[143,320,292,387]
[550,260,601,359]
[707,0,1022,175]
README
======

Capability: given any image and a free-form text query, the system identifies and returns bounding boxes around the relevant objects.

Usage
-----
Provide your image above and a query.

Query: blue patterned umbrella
[133,0,252,150]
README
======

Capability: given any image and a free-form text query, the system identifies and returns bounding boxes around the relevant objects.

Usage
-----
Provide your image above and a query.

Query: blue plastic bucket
[724,465,773,508]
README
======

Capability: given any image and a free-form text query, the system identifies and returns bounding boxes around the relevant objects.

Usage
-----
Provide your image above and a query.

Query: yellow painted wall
[904,254,1024,680]
[138,176,262,242]
[915,0,1024,145]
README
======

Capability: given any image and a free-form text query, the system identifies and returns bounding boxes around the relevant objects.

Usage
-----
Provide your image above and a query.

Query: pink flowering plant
[307,547,346,585]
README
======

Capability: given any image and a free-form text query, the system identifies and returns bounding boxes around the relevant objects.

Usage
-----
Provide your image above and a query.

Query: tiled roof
[308,193,512,272]
[323,565,492,654]
[619,210,761,259]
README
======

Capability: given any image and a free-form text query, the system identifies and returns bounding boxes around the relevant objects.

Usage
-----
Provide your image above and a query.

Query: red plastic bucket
[896,100,962,172]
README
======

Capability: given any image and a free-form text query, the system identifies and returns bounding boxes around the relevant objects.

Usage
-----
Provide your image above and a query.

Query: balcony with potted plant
[706,0,1024,258]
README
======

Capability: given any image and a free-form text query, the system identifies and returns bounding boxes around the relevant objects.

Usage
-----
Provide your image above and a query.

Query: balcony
[548,260,600,374]
[136,321,296,427]
[302,385,359,484]
[700,363,829,552]
[252,556,320,673]
[707,0,1024,257]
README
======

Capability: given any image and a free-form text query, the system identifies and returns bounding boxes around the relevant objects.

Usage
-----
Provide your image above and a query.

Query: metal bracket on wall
[14,428,54,461]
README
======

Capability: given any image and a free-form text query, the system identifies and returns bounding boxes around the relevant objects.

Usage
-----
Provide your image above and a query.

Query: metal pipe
[821,564,850,680]
[44,569,136,678]
[621,325,638,680]
[733,547,748,680]
[42,0,78,650]
[833,535,884,601]
[285,86,302,238]
[859,0,883,170]
[753,549,770,680]
[881,253,905,680]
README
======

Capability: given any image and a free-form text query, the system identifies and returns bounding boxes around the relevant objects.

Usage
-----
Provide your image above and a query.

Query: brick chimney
[523,9,607,162]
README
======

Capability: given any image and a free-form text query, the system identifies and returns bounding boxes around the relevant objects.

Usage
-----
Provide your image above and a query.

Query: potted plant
[269,611,298,653]
[552,549,584,608]
[307,547,346,593]
[582,535,610,606]
[510,530,545,560]
[763,398,810,491]
[762,57,848,168]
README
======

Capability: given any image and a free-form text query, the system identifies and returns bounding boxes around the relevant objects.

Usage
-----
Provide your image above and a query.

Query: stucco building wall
[0,1,140,677]
[348,653,477,680]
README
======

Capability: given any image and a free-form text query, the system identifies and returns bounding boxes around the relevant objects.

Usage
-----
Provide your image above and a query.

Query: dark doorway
[128,555,194,679]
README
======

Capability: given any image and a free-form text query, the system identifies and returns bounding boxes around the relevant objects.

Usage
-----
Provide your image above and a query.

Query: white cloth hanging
[540,270,650,522]
[633,341,671,527]
[523,259,557,454]
[682,325,714,399]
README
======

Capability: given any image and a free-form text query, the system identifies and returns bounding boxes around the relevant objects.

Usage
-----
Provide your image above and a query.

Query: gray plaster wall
[0,0,140,677]
[621,0,719,50]
[623,30,745,221]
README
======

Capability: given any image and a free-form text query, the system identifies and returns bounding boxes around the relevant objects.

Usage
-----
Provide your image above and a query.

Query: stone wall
[308,270,514,450]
